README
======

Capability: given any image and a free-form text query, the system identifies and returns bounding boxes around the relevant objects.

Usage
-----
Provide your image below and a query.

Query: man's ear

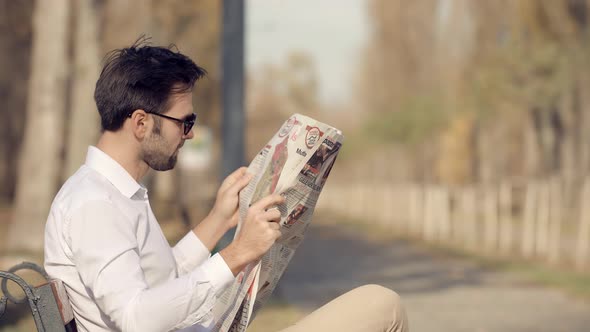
[129,109,149,139]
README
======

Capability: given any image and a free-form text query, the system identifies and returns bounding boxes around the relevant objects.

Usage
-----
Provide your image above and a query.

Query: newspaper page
[212,113,343,332]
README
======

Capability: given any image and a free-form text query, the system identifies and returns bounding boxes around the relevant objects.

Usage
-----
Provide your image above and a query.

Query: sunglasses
[128,111,197,135]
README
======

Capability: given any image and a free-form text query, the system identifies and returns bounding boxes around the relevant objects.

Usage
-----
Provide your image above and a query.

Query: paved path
[277,221,590,332]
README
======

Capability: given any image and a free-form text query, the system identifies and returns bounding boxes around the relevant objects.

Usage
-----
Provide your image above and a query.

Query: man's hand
[220,194,285,276]
[192,167,251,251]
[210,167,252,230]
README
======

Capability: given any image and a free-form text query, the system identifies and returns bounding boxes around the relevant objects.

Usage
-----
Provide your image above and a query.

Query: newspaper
[212,113,343,332]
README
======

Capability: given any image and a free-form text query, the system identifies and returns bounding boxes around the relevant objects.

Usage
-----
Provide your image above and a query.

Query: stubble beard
[142,131,179,171]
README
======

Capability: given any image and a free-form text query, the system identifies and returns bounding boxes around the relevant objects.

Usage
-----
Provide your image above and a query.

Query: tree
[8,0,70,253]
[357,0,590,184]
[0,0,34,203]
[64,0,101,179]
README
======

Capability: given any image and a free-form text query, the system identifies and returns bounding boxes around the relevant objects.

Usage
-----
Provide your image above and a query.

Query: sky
[246,0,369,105]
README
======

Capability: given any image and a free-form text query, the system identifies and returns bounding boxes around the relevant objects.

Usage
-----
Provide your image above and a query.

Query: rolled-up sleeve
[68,200,234,332]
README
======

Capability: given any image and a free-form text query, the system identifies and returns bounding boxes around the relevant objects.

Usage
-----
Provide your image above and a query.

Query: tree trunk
[0,1,34,203]
[64,0,101,179]
[7,0,70,254]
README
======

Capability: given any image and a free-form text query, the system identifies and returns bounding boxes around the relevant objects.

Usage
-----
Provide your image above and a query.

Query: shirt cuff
[199,253,235,297]
[173,231,211,273]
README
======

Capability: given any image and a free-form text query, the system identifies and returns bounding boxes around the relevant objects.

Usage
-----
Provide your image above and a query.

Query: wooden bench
[0,262,77,332]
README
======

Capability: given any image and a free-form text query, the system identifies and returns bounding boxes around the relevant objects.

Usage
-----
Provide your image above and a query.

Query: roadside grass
[314,210,590,303]
[504,262,590,300]
[415,239,590,302]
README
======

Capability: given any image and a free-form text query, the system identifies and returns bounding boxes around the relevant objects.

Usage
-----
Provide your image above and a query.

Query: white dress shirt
[44,146,235,332]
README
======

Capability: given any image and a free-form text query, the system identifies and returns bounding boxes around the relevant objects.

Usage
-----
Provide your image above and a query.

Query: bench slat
[48,279,75,324]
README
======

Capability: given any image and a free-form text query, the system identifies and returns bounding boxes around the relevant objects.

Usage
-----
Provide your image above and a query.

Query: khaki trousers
[279,284,408,332]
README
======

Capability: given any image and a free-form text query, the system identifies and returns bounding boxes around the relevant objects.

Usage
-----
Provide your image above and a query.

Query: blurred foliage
[0,0,225,255]
[246,51,321,159]
[356,0,590,183]
[363,95,449,145]
[470,39,575,122]
[0,0,222,205]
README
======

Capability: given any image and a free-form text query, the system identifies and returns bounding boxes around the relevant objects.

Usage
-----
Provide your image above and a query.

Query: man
[44,42,408,332]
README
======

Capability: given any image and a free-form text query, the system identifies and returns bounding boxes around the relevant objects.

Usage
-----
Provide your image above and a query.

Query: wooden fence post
[367,183,379,225]
[355,182,365,222]
[395,186,407,234]
[409,184,423,237]
[439,187,451,242]
[535,181,551,258]
[451,188,465,244]
[396,185,409,234]
[483,185,499,253]
[383,184,395,232]
[423,186,435,241]
[575,177,590,270]
[462,186,478,250]
[522,181,538,258]
[548,177,563,264]
[369,182,376,221]
[498,182,513,254]
[379,185,390,229]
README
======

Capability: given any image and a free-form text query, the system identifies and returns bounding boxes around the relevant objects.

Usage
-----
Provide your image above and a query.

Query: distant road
[278,217,590,332]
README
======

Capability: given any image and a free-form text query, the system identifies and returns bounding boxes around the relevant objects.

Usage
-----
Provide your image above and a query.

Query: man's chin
[164,156,178,171]
[148,156,177,171]
[169,156,178,168]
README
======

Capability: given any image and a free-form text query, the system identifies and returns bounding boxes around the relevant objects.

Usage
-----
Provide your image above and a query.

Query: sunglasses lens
[184,114,196,135]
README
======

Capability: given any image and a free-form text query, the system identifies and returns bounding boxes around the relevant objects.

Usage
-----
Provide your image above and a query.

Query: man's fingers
[219,167,248,192]
[261,208,281,222]
[272,228,282,240]
[252,194,285,212]
[227,171,253,195]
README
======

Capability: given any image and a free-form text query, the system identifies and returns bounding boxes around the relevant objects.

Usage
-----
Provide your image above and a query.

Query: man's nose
[183,129,195,139]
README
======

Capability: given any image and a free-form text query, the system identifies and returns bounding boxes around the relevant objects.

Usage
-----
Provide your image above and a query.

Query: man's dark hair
[94,39,206,131]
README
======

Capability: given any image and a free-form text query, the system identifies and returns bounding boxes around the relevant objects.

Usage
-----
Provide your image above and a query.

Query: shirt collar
[85,146,143,198]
